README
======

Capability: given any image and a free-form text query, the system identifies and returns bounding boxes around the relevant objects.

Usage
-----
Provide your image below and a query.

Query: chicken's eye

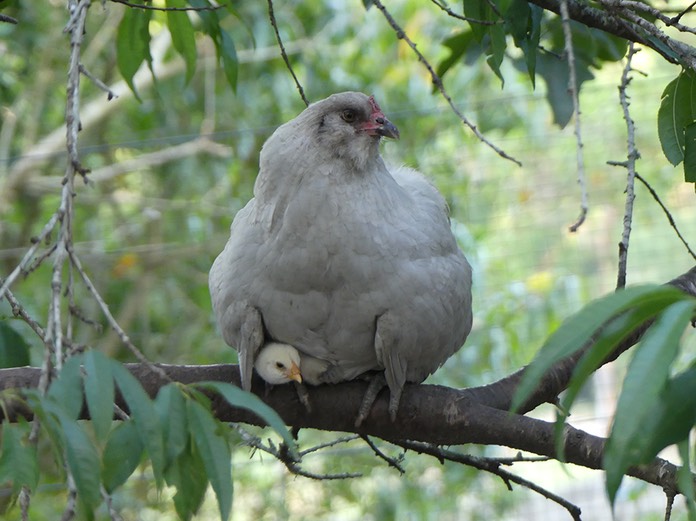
[341,109,357,123]
[275,362,285,369]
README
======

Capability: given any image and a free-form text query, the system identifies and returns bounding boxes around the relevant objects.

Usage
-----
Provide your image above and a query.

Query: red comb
[368,95,383,115]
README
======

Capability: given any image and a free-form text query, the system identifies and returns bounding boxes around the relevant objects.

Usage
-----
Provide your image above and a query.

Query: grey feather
[209,92,473,415]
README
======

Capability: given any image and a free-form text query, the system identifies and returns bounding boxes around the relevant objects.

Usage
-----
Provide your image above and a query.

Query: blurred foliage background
[0,0,694,519]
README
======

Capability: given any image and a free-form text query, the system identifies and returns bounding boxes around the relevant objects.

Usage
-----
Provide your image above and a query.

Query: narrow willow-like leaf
[46,355,84,421]
[187,399,232,521]
[198,381,298,459]
[110,361,165,487]
[165,442,208,521]
[116,8,152,99]
[166,0,197,84]
[640,367,696,459]
[84,350,114,443]
[511,285,687,413]
[60,416,102,511]
[219,30,238,91]
[604,300,695,503]
[0,421,39,493]
[552,304,666,459]
[154,383,188,463]
[102,420,144,493]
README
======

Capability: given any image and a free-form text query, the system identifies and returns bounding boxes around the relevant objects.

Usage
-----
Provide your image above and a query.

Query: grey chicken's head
[262,92,399,172]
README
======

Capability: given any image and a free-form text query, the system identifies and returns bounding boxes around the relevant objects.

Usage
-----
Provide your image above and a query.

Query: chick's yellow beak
[286,361,302,384]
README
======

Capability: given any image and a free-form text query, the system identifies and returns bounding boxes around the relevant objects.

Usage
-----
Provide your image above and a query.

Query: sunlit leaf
[110,362,165,487]
[84,350,114,443]
[198,381,298,459]
[677,441,696,514]
[0,322,30,368]
[604,300,695,502]
[187,399,232,521]
[102,420,143,493]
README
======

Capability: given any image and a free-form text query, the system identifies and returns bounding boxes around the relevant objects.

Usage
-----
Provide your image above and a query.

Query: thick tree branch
[0,362,686,493]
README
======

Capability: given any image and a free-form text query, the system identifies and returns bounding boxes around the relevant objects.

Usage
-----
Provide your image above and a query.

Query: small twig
[79,64,118,100]
[361,435,405,474]
[371,0,521,166]
[299,434,361,457]
[560,0,588,233]
[60,473,78,521]
[429,0,500,24]
[109,0,225,11]
[605,0,696,35]
[19,485,30,521]
[0,14,18,24]
[635,173,696,261]
[68,249,169,381]
[0,212,62,302]
[616,43,640,289]
[3,284,46,339]
[664,488,676,521]
[237,429,361,480]
[101,487,124,521]
[670,0,696,25]
[394,440,582,520]
[267,0,309,107]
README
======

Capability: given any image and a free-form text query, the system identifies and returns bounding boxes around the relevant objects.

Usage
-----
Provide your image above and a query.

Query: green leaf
[110,361,165,487]
[187,399,232,521]
[0,322,30,368]
[60,416,102,511]
[437,31,481,82]
[603,300,695,502]
[101,420,144,493]
[641,367,696,458]
[154,383,188,463]
[198,381,298,459]
[84,350,114,443]
[219,30,238,91]
[658,70,696,166]
[0,421,39,494]
[116,7,152,100]
[486,24,507,84]
[684,122,696,182]
[189,0,237,91]
[552,302,671,459]
[166,0,197,84]
[511,285,688,413]
[165,442,208,521]
[46,355,84,421]
[463,0,495,43]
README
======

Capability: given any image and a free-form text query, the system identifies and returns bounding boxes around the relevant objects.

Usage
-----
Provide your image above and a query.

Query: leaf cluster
[0,352,296,520]
[513,285,696,512]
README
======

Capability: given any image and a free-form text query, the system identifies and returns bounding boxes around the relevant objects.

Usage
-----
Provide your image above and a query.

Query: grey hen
[209,92,472,423]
